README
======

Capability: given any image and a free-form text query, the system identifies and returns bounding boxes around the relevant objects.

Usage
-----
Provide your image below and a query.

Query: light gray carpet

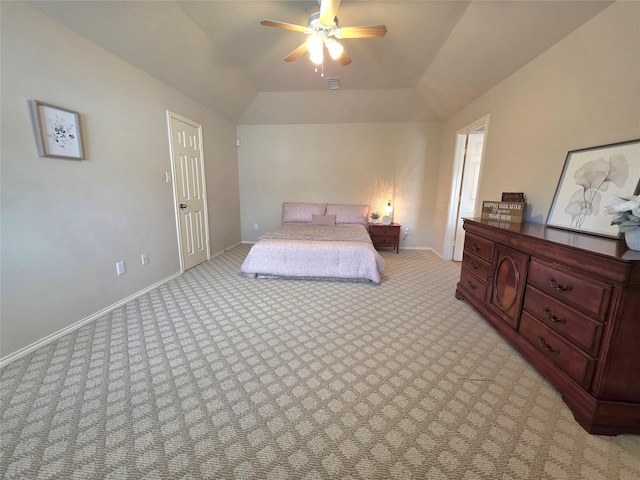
[1,245,639,479]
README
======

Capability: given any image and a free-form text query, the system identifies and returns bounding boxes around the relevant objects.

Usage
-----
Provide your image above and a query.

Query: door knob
[180,203,187,209]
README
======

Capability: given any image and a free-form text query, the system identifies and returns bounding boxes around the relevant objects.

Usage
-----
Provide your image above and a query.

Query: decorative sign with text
[481,201,527,223]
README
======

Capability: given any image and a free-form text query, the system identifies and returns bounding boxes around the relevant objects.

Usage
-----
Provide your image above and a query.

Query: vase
[624,228,640,251]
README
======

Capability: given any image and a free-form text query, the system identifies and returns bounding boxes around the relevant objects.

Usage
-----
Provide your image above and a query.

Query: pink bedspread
[241,224,386,284]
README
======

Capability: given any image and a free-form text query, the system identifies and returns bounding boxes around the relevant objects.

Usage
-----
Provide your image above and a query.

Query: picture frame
[29,100,85,160]
[546,139,640,238]
[501,192,525,202]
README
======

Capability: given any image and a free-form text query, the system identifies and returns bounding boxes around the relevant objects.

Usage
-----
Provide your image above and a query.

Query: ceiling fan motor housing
[308,11,339,33]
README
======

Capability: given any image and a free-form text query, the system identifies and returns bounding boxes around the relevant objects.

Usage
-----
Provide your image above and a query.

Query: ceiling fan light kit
[260,0,387,72]
[306,34,324,64]
[325,38,344,60]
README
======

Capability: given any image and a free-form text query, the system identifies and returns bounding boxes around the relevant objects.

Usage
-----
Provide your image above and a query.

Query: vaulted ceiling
[28,1,613,123]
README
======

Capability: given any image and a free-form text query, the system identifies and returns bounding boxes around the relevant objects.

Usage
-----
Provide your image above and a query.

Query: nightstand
[369,223,401,253]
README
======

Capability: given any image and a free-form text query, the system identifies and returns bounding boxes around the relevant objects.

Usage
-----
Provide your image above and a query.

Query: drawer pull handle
[538,336,559,354]
[543,307,566,324]
[466,280,478,290]
[470,261,480,270]
[472,243,482,251]
[548,277,572,292]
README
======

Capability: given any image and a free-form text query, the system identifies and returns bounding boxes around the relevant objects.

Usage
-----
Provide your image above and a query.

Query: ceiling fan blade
[319,0,341,26]
[284,42,308,62]
[336,50,352,66]
[260,19,308,33]
[338,25,388,39]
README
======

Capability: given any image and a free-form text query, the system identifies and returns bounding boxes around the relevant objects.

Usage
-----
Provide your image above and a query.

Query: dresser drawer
[527,259,611,319]
[371,234,397,245]
[463,233,493,263]
[371,226,399,237]
[461,253,490,282]
[523,286,604,356]
[520,312,596,389]
[459,269,487,303]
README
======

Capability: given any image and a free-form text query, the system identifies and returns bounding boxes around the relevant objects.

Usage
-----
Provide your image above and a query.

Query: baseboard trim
[212,241,242,257]
[0,271,183,369]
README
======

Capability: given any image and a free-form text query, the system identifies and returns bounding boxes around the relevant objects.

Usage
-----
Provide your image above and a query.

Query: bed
[241,202,386,284]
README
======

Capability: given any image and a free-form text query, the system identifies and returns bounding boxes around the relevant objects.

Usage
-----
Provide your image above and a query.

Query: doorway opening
[445,115,489,261]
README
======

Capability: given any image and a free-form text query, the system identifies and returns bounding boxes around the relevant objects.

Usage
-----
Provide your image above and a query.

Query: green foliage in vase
[607,195,640,233]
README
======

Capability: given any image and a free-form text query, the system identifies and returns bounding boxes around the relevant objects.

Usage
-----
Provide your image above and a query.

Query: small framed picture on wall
[29,100,85,160]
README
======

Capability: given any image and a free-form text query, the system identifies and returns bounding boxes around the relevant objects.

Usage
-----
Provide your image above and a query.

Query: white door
[453,131,485,261]
[168,113,209,270]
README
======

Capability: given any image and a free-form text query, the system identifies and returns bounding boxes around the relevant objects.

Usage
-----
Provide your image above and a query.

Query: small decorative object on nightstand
[382,200,393,225]
[369,223,400,253]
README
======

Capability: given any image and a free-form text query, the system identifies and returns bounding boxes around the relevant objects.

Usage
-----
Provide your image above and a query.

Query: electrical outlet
[403,227,409,235]
[141,253,149,265]
[253,223,259,230]
[116,261,126,275]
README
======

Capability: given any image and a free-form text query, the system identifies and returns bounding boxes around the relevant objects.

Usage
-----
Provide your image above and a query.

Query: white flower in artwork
[47,115,76,150]
[564,154,629,228]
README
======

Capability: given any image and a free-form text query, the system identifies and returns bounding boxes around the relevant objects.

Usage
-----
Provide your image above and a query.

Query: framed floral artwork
[29,100,85,160]
[546,139,640,238]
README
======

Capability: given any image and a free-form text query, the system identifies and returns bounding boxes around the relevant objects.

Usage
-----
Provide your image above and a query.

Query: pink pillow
[281,202,326,223]
[312,214,336,226]
[325,204,370,226]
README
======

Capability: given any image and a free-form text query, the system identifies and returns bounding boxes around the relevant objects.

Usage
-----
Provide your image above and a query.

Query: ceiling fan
[260,0,387,67]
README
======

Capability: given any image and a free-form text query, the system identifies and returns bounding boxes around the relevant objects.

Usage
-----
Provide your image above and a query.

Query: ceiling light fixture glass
[307,35,324,65]
[325,38,344,60]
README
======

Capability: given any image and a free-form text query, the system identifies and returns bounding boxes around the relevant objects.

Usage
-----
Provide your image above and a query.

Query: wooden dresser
[369,223,401,253]
[455,218,640,435]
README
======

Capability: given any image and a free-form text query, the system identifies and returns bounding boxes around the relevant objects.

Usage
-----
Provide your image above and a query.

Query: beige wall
[0,2,241,359]
[431,1,640,257]
[237,122,442,248]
